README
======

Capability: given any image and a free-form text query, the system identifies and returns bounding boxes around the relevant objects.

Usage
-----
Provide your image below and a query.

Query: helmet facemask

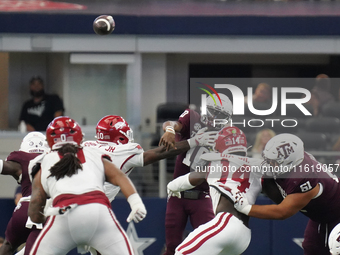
[122,129,134,143]
[203,93,233,130]
[206,105,232,130]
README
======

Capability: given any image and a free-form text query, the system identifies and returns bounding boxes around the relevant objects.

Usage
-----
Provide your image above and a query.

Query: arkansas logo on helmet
[96,115,134,145]
[46,116,83,150]
[214,126,247,156]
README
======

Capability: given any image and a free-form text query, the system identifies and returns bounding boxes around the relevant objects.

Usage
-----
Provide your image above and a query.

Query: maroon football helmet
[46,116,83,150]
[96,115,133,145]
[214,126,247,156]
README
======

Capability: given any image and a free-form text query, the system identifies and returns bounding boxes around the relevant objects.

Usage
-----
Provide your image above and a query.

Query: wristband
[0,159,3,174]
[187,138,197,149]
[127,193,143,208]
[165,126,175,135]
[242,205,252,216]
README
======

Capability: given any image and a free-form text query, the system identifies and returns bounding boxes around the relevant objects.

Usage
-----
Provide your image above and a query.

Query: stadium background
[0,0,340,254]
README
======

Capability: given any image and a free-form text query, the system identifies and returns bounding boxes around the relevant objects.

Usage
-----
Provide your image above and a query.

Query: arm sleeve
[6,151,22,163]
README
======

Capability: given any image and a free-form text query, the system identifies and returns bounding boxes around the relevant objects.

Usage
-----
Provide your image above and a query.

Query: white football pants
[29,203,134,255]
[175,212,251,255]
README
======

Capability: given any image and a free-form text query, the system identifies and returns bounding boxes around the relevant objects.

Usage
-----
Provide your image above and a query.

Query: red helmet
[214,126,247,155]
[96,115,133,145]
[46,116,83,150]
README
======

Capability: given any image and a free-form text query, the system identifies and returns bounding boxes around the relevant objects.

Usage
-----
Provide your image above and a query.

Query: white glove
[167,189,181,199]
[187,127,218,148]
[127,193,147,223]
[230,188,252,215]
[167,173,195,199]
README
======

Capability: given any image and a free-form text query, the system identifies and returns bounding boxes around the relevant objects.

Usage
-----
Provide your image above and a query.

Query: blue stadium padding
[271,214,308,255]
[0,199,15,237]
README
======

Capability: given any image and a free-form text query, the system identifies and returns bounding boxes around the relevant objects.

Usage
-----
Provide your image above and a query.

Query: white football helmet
[203,93,233,130]
[262,133,304,175]
[19,132,49,154]
[329,223,340,255]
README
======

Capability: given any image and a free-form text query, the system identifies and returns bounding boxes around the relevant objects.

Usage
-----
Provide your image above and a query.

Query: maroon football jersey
[275,152,340,223]
[6,151,40,197]
[174,109,209,191]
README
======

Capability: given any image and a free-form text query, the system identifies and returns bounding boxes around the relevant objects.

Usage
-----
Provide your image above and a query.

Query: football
[93,15,115,35]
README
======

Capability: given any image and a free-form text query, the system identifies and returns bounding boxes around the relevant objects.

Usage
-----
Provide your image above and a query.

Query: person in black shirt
[19,76,64,131]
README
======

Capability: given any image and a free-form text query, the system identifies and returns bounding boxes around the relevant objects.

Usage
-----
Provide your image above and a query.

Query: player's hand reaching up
[127,193,147,223]
[159,128,176,151]
[187,127,218,148]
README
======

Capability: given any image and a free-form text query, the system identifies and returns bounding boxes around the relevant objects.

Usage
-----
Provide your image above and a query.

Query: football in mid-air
[93,15,115,35]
